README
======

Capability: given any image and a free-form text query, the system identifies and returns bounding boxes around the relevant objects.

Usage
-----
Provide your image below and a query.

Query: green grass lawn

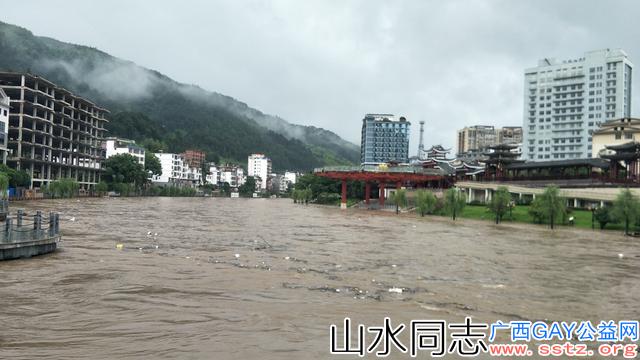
[458,204,626,231]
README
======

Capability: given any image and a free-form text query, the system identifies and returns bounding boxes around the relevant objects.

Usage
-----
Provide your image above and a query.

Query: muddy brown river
[0,197,638,359]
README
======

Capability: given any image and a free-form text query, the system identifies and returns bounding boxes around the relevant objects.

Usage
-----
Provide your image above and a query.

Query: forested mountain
[0,22,359,171]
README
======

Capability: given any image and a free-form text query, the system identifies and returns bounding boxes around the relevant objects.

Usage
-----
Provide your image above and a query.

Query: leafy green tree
[0,173,8,199]
[104,154,148,187]
[444,188,466,220]
[415,190,437,216]
[144,152,162,176]
[594,206,611,230]
[612,188,640,235]
[391,189,407,214]
[488,186,511,224]
[535,185,566,229]
[46,178,79,198]
[220,182,231,197]
[95,181,109,194]
[238,176,257,197]
[0,164,31,188]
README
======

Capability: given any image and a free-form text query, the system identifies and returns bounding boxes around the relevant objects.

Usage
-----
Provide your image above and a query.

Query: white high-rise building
[522,49,632,161]
[247,153,272,190]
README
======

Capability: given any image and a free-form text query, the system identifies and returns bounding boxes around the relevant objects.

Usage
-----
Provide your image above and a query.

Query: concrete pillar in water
[340,179,347,209]
[364,182,371,205]
[5,216,11,242]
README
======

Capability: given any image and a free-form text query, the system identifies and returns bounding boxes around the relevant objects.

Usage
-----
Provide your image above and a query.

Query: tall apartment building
[248,153,272,190]
[104,138,145,167]
[522,49,632,161]
[457,125,498,154]
[360,114,410,165]
[457,125,522,154]
[0,88,9,164]
[0,73,108,189]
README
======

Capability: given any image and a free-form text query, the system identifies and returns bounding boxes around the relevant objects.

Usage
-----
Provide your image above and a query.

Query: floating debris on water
[618,253,624,259]
[116,243,124,250]
[234,253,240,258]
[388,287,403,294]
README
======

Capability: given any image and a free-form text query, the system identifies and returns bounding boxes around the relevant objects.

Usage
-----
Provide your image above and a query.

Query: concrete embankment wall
[0,237,59,260]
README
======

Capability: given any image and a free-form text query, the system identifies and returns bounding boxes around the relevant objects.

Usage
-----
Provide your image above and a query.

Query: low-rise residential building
[248,153,272,190]
[205,163,219,185]
[152,153,184,185]
[103,138,145,166]
[151,152,201,187]
[182,149,206,168]
[592,117,640,158]
[218,164,245,187]
[284,171,297,185]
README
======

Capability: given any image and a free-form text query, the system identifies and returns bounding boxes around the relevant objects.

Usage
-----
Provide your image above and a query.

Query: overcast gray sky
[3,0,639,153]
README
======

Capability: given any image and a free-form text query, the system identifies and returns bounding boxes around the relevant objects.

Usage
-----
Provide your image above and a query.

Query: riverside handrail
[0,209,60,244]
[314,165,444,175]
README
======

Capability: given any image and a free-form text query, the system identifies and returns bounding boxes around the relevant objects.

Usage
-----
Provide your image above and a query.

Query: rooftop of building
[525,48,632,73]
[0,71,110,113]
[593,117,640,134]
[363,114,411,124]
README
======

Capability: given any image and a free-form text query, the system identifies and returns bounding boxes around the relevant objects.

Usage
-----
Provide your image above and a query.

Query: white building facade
[522,49,633,161]
[0,88,9,164]
[151,153,200,186]
[104,138,145,167]
[248,153,272,190]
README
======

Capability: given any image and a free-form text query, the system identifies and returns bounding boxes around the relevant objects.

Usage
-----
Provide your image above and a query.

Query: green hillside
[0,22,359,171]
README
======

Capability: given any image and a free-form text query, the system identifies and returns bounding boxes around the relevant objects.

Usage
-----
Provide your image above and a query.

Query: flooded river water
[0,197,638,359]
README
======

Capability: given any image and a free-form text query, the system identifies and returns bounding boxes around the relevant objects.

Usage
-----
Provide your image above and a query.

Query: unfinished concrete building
[0,73,108,189]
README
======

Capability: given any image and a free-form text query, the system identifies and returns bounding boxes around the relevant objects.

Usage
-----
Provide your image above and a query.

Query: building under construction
[0,73,108,189]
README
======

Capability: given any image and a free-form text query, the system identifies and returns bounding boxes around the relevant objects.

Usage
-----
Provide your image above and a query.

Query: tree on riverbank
[529,185,566,229]
[488,186,511,224]
[444,188,466,220]
[0,173,8,199]
[415,190,437,216]
[0,164,30,188]
[238,176,257,197]
[46,178,80,198]
[391,189,407,215]
[104,154,148,192]
[612,188,640,235]
[144,152,162,177]
[292,188,312,204]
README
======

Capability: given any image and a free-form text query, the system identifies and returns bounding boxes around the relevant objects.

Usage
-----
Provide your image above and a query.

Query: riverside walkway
[455,180,638,207]
[0,206,61,260]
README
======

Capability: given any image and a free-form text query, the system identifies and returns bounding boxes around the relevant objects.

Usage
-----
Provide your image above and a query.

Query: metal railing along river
[0,208,60,244]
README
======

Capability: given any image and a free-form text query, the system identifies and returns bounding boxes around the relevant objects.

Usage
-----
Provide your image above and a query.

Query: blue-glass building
[360,114,411,165]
